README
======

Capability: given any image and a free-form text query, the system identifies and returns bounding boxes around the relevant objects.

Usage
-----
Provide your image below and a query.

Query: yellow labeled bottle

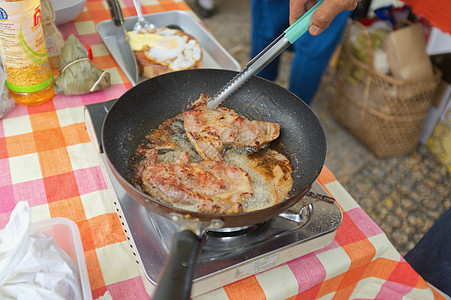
[0,0,54,105]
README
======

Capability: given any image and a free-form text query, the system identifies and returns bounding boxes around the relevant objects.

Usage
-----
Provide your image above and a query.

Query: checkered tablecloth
[0,1,447,299]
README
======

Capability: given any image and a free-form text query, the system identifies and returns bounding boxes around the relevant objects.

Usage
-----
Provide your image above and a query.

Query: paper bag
[384,23,434,80]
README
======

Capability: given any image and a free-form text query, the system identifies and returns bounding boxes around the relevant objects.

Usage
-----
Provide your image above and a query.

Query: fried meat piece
[183,94,280,161]
[139,150,253,214]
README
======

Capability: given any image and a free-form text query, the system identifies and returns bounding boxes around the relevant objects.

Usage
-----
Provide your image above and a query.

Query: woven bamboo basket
[331,22,441,157]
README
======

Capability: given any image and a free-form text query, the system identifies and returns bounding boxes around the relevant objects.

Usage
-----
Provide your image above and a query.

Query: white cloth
[0,202,83,300]
[0,62,15,120]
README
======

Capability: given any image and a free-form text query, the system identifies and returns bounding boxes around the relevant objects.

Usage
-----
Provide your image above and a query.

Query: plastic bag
[349,20,392,74]
[0,202,83,300]
[0,60,15,119]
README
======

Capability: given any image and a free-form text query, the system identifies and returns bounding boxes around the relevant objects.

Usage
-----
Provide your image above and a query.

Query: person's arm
[289,0,359,35]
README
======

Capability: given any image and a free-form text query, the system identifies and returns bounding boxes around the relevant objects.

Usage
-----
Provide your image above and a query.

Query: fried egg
[127,28,202,71]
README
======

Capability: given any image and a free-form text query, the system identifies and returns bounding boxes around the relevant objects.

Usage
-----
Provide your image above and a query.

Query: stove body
[86,100,342,297]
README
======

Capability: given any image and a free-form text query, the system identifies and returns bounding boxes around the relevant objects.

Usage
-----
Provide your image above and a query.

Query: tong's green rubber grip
[284,0,323,44]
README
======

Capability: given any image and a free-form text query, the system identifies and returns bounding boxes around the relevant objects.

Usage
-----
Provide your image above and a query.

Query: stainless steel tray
[96,10,241,85]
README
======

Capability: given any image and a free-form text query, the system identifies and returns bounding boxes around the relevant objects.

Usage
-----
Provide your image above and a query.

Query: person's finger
[289,0,317,25]
[309,0,358,35]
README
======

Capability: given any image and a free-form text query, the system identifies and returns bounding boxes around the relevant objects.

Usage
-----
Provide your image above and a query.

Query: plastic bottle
[0,0,54,105]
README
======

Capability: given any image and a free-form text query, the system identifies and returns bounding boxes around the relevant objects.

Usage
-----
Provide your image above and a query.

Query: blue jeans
[404,208,451,296]
[250,0,350,105]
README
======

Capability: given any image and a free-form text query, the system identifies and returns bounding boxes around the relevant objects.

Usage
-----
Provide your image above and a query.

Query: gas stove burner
[207,222,268,237]
[200,222,273,262]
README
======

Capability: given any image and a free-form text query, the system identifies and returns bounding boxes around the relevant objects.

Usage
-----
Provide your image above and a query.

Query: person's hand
[289,0,359,35]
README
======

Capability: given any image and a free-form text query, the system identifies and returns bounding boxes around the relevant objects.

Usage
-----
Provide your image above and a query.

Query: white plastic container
[30,217,92,300]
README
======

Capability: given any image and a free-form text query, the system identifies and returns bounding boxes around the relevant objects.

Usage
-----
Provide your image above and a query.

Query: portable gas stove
[85,100,343,297]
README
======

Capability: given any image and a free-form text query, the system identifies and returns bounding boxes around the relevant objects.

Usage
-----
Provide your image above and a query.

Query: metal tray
[96,10,241,85]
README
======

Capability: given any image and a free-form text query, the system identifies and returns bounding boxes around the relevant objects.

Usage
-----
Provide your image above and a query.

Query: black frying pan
[102,69,327,299]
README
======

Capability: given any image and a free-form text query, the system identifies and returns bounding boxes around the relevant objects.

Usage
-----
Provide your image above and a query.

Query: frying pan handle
[153,230,203,300]
[106,0,125,27]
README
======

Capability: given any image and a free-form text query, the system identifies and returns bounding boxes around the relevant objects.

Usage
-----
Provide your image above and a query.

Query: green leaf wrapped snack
[54,34,111,95]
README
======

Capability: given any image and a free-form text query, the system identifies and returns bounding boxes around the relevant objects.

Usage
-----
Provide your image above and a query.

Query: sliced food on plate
[127,27,202,78]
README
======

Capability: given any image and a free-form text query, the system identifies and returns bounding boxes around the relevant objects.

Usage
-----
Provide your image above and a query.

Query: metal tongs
[207,0,323,110]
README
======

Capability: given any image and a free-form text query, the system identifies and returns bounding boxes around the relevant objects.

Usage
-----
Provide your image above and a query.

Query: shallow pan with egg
[96,10,241,85]
[128,26,203,78]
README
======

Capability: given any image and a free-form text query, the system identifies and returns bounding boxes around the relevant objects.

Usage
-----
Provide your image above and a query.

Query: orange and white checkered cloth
[0,1,447,299]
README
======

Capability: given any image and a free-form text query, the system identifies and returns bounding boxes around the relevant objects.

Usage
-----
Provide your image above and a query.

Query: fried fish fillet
[183,94,280,161]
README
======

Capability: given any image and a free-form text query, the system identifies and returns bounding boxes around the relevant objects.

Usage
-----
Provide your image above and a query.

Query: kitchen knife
[207,0,323,109]
[106,0,139,86]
